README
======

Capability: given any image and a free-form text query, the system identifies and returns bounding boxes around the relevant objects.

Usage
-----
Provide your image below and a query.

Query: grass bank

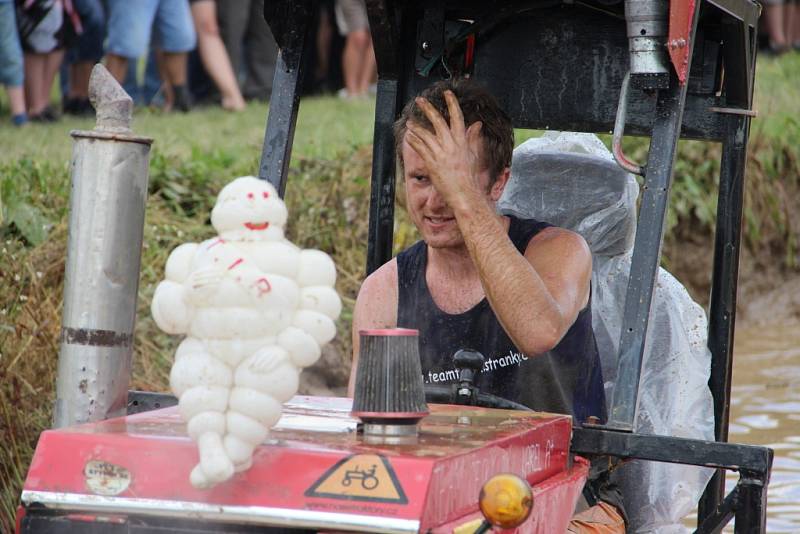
[2,53,799,530]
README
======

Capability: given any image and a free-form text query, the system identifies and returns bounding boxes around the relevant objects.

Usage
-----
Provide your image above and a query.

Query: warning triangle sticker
[305,454,408,504]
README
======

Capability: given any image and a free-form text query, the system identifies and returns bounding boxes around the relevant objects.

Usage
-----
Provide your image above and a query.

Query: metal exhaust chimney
[54,64,153,428]
[625,0,670,89]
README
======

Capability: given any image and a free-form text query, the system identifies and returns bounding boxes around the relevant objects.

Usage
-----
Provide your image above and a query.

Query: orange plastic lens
[478,473,534,529]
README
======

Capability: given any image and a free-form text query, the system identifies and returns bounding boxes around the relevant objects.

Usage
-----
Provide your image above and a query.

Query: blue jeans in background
[0,2,25,88]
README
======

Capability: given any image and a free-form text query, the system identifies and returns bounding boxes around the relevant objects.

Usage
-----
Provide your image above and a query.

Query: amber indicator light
[478,473,534,529]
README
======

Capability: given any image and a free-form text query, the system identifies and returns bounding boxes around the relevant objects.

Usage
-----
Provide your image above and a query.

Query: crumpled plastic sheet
[498,131,715,533]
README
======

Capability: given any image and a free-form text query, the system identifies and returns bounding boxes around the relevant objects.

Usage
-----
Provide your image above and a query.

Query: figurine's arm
[166,243,199,283]
[151,243,199,334]
[296,249,337,288]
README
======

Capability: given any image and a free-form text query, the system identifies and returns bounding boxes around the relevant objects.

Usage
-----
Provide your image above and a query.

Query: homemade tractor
[17,0,773,532]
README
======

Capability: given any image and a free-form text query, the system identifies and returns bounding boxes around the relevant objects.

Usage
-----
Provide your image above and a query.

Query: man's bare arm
[458,203,592,355]
[347,259,399,396]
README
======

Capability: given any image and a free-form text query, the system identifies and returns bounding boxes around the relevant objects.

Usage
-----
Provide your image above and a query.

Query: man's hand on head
[405,90,487,213]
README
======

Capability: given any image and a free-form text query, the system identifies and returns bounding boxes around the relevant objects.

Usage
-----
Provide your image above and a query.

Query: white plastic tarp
[498,131,715,533]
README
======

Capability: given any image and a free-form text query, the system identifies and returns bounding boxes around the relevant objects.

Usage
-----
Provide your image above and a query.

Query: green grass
[1,53,799,532]
[0,96,377,163]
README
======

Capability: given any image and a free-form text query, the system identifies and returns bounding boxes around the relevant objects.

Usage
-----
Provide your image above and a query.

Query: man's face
[401,132,504,249]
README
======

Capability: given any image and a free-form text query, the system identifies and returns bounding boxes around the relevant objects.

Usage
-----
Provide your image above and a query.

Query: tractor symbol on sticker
[341,464,379,490]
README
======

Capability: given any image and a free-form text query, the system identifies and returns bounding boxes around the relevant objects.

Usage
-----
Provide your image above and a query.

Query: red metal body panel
[668,0,696,84]
[22,396,581,532]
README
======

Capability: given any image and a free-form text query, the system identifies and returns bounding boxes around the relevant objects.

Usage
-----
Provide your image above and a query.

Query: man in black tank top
[349,79,606,424]
[349,79,623,529]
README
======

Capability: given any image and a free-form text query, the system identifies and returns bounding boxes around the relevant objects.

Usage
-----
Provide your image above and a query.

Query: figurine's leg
[171,348,235,488]
[225,346,299,470]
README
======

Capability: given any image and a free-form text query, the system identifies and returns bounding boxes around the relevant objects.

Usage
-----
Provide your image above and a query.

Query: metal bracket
[127,390,178,415]
[415,5,445,76]
[708,106,757,117]
[572,427,772,532]
[695,485,739,533]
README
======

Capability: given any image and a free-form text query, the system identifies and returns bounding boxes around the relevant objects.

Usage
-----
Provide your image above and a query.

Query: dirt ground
[665,238,800,327]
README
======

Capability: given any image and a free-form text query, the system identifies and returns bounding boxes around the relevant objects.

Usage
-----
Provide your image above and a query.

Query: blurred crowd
[4,0,795,128]
[0,0,376,126]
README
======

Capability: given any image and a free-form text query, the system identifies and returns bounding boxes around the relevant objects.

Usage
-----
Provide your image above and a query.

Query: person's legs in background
[190,0,244,110]
[104,0,158,82]
[763,0,789,53]
[216,0,248,90]
[121,56,142,104]
[64,0,105,115]
[17,0,66,120]
[242,0,276,101]
[357,29,376,94]
[0,0,27,125]
[335,0,375,98]
[785,0,800,49]
[314,1,334,93]
[153,0,196,112]
[23,48,64,119]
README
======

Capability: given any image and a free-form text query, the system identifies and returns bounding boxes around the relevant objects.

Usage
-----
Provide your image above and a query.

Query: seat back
[498,132,638,258]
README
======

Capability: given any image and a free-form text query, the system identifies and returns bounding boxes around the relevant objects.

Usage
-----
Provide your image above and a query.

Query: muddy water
[724,324,800,532]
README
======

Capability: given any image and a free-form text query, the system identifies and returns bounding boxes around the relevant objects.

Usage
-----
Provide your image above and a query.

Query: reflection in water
[725,324,800,533]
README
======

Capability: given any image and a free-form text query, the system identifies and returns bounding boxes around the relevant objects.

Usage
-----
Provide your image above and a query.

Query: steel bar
[571,427,773,474]
[258,2,313,197]
[607,21,700,429]
[708,106,757,117]
[705,0,760,28]
[54,65,152,428]
[698,113,753,525]
[366,0,401,79]
[694,486,738,534]
[366,79,402,274]
[734,472,769,533]
[719,17,756,110]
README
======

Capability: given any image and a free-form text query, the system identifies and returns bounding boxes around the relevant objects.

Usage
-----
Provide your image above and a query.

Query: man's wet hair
[393,78,514,184]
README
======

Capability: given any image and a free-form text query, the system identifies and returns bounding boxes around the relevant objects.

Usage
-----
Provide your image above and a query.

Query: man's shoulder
[526,225,591,258]
[361,257,399,292]
[353,258,399,332]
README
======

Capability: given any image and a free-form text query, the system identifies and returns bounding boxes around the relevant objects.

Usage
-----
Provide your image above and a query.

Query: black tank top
[397,216,607,423]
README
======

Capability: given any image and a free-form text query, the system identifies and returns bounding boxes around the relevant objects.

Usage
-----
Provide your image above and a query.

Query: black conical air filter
[351,329,429,432]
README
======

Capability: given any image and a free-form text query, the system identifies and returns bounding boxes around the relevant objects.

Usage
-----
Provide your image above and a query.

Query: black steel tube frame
[258,1,314,197]
[366,80,402,274]
[698,112,752,528]
[572,427,772,533]
[698,12,759,524]
[365,0,404,274]
[606,17,702,428]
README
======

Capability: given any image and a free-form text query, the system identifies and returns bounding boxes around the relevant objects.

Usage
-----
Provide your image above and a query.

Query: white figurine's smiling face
[211,177,288,240]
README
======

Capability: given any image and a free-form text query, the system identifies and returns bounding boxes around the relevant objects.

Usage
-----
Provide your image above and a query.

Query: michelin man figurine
[151,176,341,488]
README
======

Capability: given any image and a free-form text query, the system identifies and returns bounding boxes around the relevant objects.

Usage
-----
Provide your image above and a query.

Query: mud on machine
[17,0,772,532]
